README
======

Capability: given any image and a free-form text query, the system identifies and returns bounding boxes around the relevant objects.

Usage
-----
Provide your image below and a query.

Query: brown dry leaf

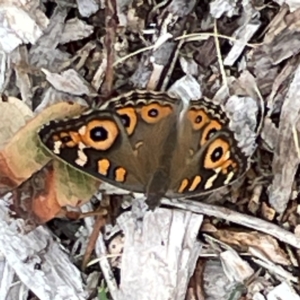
[213,230,290,265]
[12,160,99,224]
[12,163,62,224]
[0,101,86,189]
[1,100,101,221]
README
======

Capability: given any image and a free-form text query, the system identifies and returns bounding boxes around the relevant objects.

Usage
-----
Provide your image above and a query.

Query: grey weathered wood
[115,205,203,300]
[0,196,88,300]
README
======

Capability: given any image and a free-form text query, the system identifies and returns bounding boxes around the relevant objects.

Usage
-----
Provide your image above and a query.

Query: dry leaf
[213,230,290,265]
[0,96,33,148]
[0,101,86,189]
[53,159,99,207]
[12,163,62,224]
[1,100,101,222]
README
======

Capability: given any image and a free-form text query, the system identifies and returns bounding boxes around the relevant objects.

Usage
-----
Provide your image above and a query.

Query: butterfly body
[38,90,250,209]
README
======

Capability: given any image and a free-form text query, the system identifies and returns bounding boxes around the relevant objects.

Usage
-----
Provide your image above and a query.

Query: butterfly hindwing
[168,99,249,197]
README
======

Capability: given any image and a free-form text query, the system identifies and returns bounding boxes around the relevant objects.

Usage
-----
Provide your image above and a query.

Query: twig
[113,32,259,68]
[175,32,260,47]
[81,213,107,271]
[113,45,155,66]
[214,19,228,95]
[292,124,300,160]
[163,198,300,249]
[252,78,265,135]
[160,30,186,91]
[101,0,118,98]
[82,203,118,299]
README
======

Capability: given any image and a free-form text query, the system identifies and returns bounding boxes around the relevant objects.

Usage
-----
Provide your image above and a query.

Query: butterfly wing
[38,109,146,192]
[168,99,249,197]
[38,90,182,196]
[100,90,182,194]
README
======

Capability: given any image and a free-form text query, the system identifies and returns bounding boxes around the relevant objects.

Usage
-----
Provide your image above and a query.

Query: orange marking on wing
[58,132,70,148]
[52,134,60,141]
[200,120,222,146]
[178,179,189,193]
[53,131,82,148]
[204,139,230,169]
[116,107,137,135]
[68,131,81,146]
[80,120,119,150]
[98,159,110,176]
[188,175,202,192]
[115,167,127,182]
[140,103,173,123]
[187,109,209,130]
[220,160,237,174]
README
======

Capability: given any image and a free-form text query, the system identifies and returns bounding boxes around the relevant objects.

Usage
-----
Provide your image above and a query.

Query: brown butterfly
[38,90,250,209]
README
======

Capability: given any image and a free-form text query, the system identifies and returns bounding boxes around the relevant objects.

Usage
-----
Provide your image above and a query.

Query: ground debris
[0,0,300,299]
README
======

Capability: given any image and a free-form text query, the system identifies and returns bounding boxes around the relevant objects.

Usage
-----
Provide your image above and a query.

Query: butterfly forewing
[99,90,182,186]
[38,109,145,192]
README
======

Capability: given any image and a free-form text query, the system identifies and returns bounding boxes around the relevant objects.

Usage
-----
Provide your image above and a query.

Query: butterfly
[38,90,250,209]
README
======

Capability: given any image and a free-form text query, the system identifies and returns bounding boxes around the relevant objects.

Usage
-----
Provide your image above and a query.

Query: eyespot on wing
[79,119,119,150]
[140,103,173,124]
